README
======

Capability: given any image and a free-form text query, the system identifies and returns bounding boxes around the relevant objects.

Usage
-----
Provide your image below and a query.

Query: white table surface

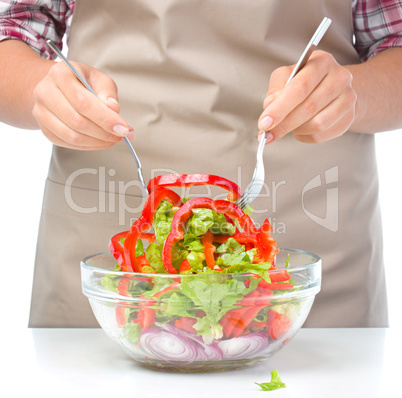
[4,327,400,398]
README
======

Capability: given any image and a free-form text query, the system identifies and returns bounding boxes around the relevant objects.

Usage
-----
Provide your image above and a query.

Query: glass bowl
[81,248,321,372]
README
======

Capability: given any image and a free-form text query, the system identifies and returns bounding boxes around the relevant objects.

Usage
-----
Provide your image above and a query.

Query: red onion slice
[158,324,223,362]
[140,328,199,363]
[140,324,223,362]
[140,325,267,362]
[218,333,269,360]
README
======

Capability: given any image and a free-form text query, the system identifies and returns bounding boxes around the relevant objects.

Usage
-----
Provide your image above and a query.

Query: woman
[1,0,401,327]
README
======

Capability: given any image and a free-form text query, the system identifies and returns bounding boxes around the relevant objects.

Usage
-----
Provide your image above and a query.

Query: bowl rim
[81,247,321,278]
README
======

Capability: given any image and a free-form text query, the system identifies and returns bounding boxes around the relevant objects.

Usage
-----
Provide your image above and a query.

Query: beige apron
[29,0,388,327]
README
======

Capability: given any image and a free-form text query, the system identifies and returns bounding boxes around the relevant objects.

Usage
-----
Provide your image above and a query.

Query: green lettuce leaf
[135,238,144,257]
[177,276,259,341]
[186,251,205,271]
[143,277,177,299]
[187,208,215,237]
[215,238,258,268]
[242,205,254,216]
[185,208,236,240]
[145,242,167,273]
[215,237,244,254]
[153,200,177,244]
[185,239,205,252]
[124,322,142,344]
[223,262,272,283]
[101,275,119,293]
[209,213,236,235]
[255,369,286,391]
[165,292,196,318]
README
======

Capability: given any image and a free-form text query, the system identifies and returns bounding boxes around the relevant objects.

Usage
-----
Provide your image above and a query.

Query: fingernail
[127,131,134,140]
[265,132,274,143]
[113,124,129,136]
[258,130,274,144]
[258,115,274,131]
[107,97,119,106]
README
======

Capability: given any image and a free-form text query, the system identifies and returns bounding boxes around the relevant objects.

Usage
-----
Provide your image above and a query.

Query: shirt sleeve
[0,0,74,60]
[353,0,402,61]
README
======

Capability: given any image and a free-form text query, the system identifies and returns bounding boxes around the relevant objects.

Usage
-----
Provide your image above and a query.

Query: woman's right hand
[32,61,134,150]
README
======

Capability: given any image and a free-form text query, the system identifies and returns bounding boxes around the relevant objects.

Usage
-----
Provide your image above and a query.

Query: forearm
[0,39,54,129]
[347,47,402,134]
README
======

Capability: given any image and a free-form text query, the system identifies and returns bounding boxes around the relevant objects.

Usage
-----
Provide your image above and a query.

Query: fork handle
[286,17,331,85]
[262,17,331,145]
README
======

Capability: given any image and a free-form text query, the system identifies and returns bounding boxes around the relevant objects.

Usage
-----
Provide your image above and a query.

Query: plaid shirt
[1,0,402,61]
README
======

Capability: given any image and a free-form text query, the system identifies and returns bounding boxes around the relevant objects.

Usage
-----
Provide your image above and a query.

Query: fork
[46,40,148,197]
[236,17,332,210]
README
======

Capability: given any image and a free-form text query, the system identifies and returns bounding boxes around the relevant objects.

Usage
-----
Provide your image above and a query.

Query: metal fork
[46,40,148,197]
[236,17,332,209]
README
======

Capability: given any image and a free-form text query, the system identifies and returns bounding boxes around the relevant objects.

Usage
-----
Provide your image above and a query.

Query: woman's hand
[32,61,134,150]
[258,50,357,144]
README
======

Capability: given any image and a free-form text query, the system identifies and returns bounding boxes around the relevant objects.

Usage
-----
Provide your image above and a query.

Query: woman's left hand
[258,50,357,144]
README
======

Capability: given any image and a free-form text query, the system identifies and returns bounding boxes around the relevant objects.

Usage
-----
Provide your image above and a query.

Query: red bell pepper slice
[153,281,181,298]
[141,186,183,222]
[124,216,153,272]
[147,174,242,201]
[248,321,267,329]
[109,231,129,270]
[115,306,127,327]
[109,231,157,270]
[175,316,197,334]
[123,187,183,272]
[256,275,293,290]
[179,259,192,273]
[220,290,259,338]
[201,230,216,270]
[255,218,279,264]
[212,232,257,245]
[140,232,157,243]
[162,198,256,274]
[268,269,291,283]
[134,294,156,330]
[232,305,267,338]
[267,309,292,340]
[141,307,156,330]
[117,277,131,296]
[260,282,293,290]
[115,277,142,325]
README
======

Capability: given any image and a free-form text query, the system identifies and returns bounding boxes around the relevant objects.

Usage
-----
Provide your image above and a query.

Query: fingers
[51,63,132,136]
[263,65,291,109]
[32,61,134,150]
[35,105,120,150]
[87,68,121,113]
[292,96,356,144]
[259,52,330,132]
[258,51,357,144]
[36,83,124,144]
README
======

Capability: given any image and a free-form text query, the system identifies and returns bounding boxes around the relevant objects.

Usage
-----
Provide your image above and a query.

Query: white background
[0,123,401,330]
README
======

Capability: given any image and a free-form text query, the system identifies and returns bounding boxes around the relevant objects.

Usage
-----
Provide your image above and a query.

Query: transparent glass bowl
[81,248,321,372]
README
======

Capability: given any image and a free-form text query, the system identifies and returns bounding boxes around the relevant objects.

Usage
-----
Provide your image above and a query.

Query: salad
[104,174,297,364]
